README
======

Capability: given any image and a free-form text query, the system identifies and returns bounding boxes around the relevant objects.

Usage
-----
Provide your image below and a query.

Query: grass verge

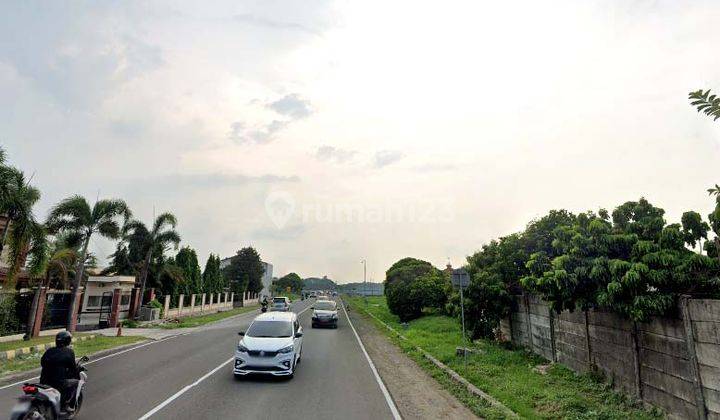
[0,333,89,353]
[158,306,259,329]
[346,296,664,420]
[0,335,146,377]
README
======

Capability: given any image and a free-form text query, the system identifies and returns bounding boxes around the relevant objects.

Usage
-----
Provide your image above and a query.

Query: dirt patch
[349,310,480,420]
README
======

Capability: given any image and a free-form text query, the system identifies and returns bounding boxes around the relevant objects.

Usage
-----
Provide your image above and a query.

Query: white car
[271,296,291,312]
[234,312,303,378]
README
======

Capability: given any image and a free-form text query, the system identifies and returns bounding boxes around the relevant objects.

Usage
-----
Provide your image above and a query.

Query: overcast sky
[2,1,720,283]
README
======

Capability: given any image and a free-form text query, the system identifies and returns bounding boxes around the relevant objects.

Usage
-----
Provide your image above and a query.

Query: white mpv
[234,312,303,378]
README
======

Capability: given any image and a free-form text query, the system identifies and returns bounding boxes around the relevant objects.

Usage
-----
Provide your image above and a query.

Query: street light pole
[361,259,367,300]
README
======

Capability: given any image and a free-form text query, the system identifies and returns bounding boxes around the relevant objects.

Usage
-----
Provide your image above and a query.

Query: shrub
[384,258,447,321]
[148,299,163,318]
[0,295,20,336]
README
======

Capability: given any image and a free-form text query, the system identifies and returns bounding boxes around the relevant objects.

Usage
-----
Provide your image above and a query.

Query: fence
[41,291,72,330]
[162,292,236,319]
[500,294,720,419]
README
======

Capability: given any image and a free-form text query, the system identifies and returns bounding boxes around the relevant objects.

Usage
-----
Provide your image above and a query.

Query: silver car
[271,296,291,311]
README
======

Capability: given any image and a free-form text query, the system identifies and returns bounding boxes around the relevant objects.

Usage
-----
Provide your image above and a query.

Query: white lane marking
[340,300,402,420]
[0,333,190,391]
[136,300,314,418]
[137,357,234,420]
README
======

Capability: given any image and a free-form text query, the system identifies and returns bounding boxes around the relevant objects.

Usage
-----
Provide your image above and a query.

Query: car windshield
[273,298,286,303]
[315,301,336,311]
[246,321,293,338]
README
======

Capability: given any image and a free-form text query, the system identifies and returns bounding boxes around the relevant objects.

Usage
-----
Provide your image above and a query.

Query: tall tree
[122,212,181,306]
[47,196,130,329]
[223,247,264,296]
[1,168,48,287]
[202,254,225,295]
[175,246,202,295]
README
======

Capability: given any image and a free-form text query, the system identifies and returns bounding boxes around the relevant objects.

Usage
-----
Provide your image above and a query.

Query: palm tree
[123,212,180,308]
[46,196,131,329]
[1,170,48,287]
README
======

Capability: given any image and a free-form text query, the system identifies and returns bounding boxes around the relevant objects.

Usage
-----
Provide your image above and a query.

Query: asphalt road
[0,299,398,420]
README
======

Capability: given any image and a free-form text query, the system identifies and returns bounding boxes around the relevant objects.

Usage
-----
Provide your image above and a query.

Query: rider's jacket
[40,347,80,390]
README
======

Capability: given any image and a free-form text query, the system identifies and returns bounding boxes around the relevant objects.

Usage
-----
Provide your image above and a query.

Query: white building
[220,257,273,298]
[78,275,135,327]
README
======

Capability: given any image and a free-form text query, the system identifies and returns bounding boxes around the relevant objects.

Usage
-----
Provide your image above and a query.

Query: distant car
[312,300,338,329]
[316,294,330,301]
[271,297,291,311]
[234,311,303,378]
[309,292,317,298]
[332,291,338,297]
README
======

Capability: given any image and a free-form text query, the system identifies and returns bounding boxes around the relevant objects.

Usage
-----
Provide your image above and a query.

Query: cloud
[233,14,321,36]
[373,150,404,168]
[315,145,357,163]
[267,93,313,119]
[227,120,289,144]
[228,93,313,144]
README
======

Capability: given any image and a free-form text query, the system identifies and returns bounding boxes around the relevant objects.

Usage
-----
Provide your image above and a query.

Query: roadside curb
[0,334,97,361]
[355,306,519,419]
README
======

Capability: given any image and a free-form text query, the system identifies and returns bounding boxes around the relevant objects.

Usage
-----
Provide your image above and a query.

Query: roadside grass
[0,333,89,353]
[158,306,259,329]
[346,296,664,420]
[0,335,146,377]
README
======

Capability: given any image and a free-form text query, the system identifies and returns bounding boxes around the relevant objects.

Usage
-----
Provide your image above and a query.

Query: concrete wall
[501,294,720,420]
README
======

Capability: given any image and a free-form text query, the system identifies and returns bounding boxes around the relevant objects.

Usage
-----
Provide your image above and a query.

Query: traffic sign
[451,268,470,288]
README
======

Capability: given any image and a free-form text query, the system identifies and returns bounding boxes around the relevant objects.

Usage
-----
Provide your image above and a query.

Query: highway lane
[0,298,397,419]
[153,299,396,420]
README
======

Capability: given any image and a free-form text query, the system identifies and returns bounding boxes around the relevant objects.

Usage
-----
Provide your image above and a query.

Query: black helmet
[55,331,72,348]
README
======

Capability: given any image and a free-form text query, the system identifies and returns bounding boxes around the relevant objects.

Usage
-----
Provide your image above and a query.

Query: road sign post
[451,268,470,367]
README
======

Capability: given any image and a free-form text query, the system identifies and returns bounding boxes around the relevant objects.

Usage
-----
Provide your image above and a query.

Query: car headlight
[277,344,294,354]
[332,313,338,319]
[237,343,249,353]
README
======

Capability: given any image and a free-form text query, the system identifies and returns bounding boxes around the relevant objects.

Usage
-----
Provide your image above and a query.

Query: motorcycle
[261,303,268,313]
[11,355,89,420]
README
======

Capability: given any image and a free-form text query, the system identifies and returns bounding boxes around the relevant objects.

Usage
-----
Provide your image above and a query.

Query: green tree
[175,246,202,295]
[122,212,181,305]
[223,247,265,296]
[1,170,48,287]
[202,254,225,294]
[384,258,446,321]
[681,210,709,253]
[47,196,131,328]
[273,272,304,294]
[689,89,720,121]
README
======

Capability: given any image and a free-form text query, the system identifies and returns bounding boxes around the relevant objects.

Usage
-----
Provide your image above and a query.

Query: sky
[1,1,720,283]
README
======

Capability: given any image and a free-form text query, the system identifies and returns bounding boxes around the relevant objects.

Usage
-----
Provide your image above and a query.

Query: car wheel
[311,323,316,328]
[234,374,245,381]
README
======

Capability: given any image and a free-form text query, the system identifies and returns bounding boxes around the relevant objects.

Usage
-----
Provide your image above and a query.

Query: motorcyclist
[39,331,80,411]
[261,296,268,310]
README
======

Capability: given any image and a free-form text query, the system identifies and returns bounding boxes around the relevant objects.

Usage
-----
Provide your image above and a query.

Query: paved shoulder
[347,308,480,420]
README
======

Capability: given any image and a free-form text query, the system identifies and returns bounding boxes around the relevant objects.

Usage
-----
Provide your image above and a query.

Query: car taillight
[22,385,38,394]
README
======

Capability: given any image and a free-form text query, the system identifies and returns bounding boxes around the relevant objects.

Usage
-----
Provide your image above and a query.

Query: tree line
[385,195,720,339]
[0,147,265,328]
